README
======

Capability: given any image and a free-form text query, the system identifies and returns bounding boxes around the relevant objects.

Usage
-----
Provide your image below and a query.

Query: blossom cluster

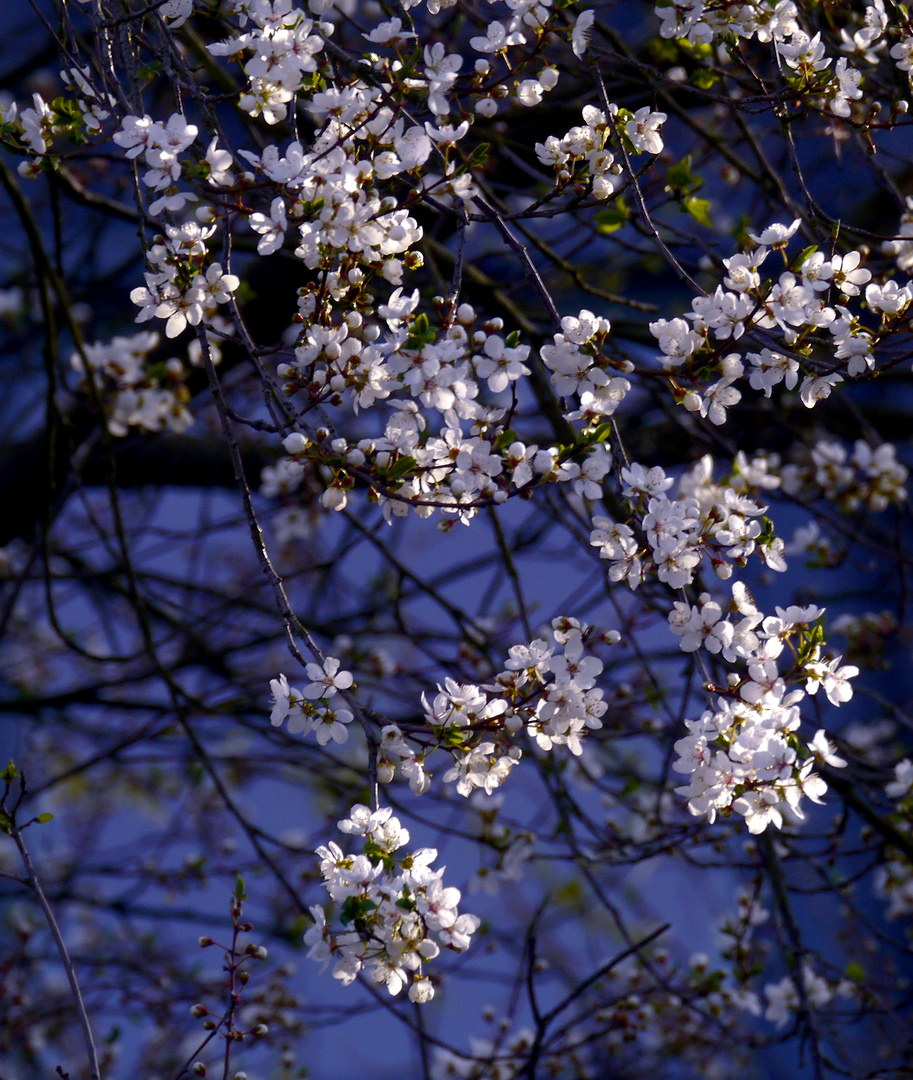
[70,331,193,437]
[430,942,768,1079]
[540,307,633,422]
[830,609,898,667]
[781,439,908,514]
[586,441,903,596]
[882,195,913,271]
[374,617,615,800]
[763,964,854,1028]
[129,221,239,340]
[3,66,114,176]
[534,101,667,201]
[208,0,326,125]
[265,300,614,523]
[654,0,877,121]
[646,221,909,421]
[874,759,913,921]
[590,454,785,591]
[304,804,479,1002]
[671,587,854,833]
[270,619,613,806]
[269,656,355,746]
[69,318,234,436]
[113,112,210,216]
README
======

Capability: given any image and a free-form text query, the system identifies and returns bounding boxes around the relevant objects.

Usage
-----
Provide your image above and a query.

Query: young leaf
[683,196,712,227]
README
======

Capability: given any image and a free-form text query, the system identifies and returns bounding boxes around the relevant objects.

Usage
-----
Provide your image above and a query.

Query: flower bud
[321,486,348,511]
[408,978,435,1004]
[283,433,307,455]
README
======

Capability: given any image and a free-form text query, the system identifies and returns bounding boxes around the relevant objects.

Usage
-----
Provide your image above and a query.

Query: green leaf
[234,280,256,306]
[36,813,54,824]
[1,759,17,782]
[732,213,752,248]
[691,67,719,89]
[646,37,679,65]
[792,244,818,270]
[340,895,377,927]
[683,196,712,228]
[758,516,777,544]
[234,874,247,902]
[594,196,629,234]
[363,840,390,867]
[387,455,417,480]
[666,155,697,193]
[554,878,583,906]
[183,161,212,181]
[494,429,519,451]
[644,683,665,710]
[621,776,641,797]
[405,311,436,350]
[51,97,81,121]
[698,970,725,992]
